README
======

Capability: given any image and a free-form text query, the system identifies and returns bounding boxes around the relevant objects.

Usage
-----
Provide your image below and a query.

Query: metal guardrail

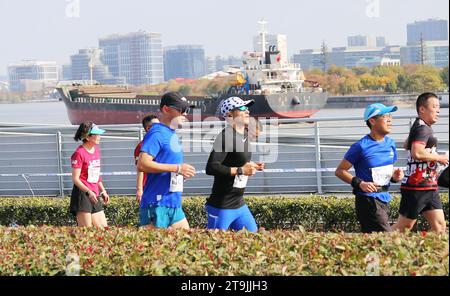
[0,114,448,196]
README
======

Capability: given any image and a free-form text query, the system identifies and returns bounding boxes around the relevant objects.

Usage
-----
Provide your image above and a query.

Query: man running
[137,92,196,229]
[335,103,404,233]
[205,97,264,232]
[393,92,449,233]
[134,114,159,205]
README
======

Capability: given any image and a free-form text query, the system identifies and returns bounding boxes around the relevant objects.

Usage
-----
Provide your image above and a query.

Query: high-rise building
[61,64,72,81]
[99,31,164,85]
[407,19,448,46]
[163,45,206,81]
[347,35,387,48]
[376,36,387,48]
[348,35,376,47]
[69,48,122,85]
[8,60,58,92]
[253,34,288,64]
[205,56,217,74]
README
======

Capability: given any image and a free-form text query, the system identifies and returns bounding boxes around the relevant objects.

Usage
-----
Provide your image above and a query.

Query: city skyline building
[8,60,58,92]
[407,19,448,46]
[347,35,387,48]
[69,48,123,85]
[163,45,206,81]
[99,31,164,85]
[400,40,449,68]
[292,45,401,71]
[206,55,242,74]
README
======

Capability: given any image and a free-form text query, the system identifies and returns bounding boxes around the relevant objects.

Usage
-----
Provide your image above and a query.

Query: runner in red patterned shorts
[134,114,159,205]
[393,93,449,233]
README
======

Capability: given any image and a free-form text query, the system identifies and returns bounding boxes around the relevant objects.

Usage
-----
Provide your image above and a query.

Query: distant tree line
[1,65,448,103]
[139,64,448,97]
[305,64,449,96]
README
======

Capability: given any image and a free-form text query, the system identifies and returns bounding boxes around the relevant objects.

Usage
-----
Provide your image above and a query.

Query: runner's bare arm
[411,142,449,164]
[98,181,109,204]
[335,159,378,193]
[137,152,195,178]
[335,159,354,184]
[136,170,144,203]
[72,168,91,193]
[391,168,404,183]
[71,168,98,203]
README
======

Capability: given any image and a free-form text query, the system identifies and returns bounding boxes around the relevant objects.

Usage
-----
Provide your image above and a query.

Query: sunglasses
[169,106,190,115]
[234,106,249,112]
[373,113,393,121]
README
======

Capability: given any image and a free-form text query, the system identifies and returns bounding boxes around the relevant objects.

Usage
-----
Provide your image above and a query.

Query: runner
[70,122,110,227]
[393,92,449,233]
[335,103,403,233]
[205,97,264,232]
[137,92,196,229]
[134,114,159,205]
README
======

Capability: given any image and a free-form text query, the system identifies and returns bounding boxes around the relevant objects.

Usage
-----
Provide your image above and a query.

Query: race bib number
[170,173,184,192]
[371,164,393,186]
[87,166,100,183]
[233,175,248,189]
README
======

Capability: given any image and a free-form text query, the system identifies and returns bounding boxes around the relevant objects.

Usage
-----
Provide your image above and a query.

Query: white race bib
[233,175,248,189]
[87,166,100,183]
[170,173,184,192]
[371,164,393,186]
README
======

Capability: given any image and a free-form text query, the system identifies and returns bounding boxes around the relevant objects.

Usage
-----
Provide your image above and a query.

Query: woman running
[70,121,110,227]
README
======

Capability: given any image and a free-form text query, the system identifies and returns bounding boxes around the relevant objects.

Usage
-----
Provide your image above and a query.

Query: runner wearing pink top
[70,122,110,227]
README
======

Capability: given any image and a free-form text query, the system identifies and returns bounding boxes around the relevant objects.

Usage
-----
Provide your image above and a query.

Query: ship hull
[58,88,328,125]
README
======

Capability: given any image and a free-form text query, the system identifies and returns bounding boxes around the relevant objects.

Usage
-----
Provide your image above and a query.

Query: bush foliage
[0,226,447,275]
[0,194,448,231]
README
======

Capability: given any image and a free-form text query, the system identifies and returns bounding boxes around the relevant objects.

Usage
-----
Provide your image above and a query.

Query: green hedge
[0,194,448,232]
[0,226,447,276]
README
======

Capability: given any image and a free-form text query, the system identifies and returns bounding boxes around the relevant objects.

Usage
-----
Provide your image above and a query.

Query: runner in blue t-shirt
[335,103,404,233]
[137,92,196,229]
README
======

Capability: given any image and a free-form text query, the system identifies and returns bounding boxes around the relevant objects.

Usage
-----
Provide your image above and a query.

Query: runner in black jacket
[205,97,264,232]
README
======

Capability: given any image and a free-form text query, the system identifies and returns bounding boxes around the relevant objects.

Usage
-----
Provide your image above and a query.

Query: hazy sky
[0,0,448,76]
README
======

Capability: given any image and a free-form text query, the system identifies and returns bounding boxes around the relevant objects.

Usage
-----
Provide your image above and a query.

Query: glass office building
[99,31,164,85]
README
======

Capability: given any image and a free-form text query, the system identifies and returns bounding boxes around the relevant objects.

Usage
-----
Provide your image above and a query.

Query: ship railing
[245,63,302,71]
[73,96,202,107]
[74,96,161,106]
[0,114,448,196]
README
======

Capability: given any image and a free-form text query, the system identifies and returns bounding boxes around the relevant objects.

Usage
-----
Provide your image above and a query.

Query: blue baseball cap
[364,103,398,121]
[89,124,105,135]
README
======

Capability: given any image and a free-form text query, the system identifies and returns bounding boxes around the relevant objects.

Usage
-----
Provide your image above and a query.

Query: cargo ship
[57,22,328,125]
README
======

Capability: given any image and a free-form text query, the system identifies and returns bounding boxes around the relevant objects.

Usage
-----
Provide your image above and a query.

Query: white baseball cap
[219,96,254,117]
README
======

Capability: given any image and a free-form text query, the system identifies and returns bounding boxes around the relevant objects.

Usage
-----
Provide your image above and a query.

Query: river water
[0,100,448,125]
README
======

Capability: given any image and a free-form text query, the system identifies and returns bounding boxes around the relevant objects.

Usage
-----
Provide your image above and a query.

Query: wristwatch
[237,167,243,175]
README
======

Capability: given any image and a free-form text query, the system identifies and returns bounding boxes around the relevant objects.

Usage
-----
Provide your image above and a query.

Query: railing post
[409,117,414,130]
[314,122,323,194]
[56,131,64,197]
[138,127,144,142]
